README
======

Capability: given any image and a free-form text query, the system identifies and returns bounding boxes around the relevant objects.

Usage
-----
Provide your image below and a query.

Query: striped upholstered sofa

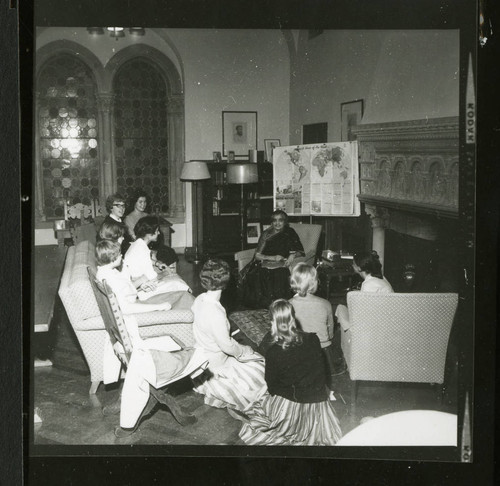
[58,240,195,394]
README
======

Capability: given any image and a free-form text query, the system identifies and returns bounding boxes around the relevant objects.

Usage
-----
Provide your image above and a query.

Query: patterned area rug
[228,309,272,346]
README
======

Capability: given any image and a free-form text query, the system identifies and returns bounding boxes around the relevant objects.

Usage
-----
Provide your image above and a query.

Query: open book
[137,274,191,301]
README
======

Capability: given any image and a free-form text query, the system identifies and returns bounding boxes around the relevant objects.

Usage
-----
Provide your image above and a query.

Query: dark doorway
[303,122,328,144]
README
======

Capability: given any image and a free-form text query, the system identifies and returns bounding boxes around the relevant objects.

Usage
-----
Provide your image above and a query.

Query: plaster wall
[289,30,459,144]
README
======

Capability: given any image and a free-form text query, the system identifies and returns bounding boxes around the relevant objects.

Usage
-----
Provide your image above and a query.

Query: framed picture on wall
[341,99,364,141]
[222,111,258,157]
[264,139,281,163]
[246,222,261,244]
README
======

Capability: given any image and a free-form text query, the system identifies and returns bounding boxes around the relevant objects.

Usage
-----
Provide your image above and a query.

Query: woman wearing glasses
[240,210,304,308]
[97,193,131,253]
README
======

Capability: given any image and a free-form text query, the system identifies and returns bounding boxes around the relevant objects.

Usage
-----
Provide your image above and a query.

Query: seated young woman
[240,209,304,308]
[95,239,173,314]
[335,250,394,330]
[124,215,190,295]
[289,263,339,388]
[124,189,178,268]
[238,299,342,446]
[97,193,131,254]
[192,259,268,413]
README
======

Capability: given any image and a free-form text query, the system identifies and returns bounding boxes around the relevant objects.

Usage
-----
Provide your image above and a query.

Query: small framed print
[246,222,261,244]
[227,151,235,162]
[212,151,222,163]
[341,99,364,141]
[222,111,258,157]
[264,139,281,163]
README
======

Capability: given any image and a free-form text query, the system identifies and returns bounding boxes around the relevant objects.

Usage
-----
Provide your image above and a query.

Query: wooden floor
[32,247,459,447]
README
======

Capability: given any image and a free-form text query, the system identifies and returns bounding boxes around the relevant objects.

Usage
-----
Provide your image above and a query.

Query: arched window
[113,59,169,213]
[37,55,100,219]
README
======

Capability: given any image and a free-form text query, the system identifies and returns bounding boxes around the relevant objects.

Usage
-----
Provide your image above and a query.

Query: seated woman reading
[240,210,304,308]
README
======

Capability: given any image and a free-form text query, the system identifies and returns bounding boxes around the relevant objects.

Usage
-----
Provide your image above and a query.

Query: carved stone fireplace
[353,117,459,292]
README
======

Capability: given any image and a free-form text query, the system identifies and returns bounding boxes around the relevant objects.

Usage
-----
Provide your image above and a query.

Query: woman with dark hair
[238,299,342,445]
[124,190,149,241]
[124,189,178,268]
[350,250,393,293]
[124,215,190,294]
[334,250,393,328]
[192,259,267,413]
[240,209,304,308]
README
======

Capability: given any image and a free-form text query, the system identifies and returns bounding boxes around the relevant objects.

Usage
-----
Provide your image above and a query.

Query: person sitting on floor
[191,259,268,414]
[238,299,343,446]
[288,263,341,387]
[124,215,190,294]
[335,250,394,330]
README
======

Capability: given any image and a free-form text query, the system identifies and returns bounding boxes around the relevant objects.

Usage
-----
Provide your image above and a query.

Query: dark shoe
[102,399,121,416]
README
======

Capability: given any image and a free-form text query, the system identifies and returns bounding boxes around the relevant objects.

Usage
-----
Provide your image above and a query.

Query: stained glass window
[38,55,100,219]
[113,60,169,212]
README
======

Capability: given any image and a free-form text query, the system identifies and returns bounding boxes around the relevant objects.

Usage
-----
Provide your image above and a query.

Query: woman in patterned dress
[239,299,342,446]
[192,259,267,412]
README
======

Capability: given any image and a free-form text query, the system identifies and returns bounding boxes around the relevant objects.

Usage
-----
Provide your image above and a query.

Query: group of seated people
[93,197,393,445]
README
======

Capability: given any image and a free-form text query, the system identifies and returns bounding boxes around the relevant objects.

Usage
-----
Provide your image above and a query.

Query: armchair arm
[235,248,255,272]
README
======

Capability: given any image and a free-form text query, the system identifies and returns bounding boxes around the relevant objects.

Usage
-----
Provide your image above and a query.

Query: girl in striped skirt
[192,259,267,412]
[239,299,342,446]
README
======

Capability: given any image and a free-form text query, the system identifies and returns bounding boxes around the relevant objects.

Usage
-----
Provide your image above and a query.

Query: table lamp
[226,163,258,250]
[180,161,211,263]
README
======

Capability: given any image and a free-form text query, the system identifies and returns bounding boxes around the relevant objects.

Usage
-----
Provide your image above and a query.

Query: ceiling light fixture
[86,27,145,40]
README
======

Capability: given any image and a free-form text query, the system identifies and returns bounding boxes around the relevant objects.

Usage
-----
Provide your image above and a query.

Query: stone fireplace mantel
[353,116,459,266]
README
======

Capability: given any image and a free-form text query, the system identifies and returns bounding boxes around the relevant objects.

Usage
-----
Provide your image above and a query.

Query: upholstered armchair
[339,291,459,403]
[234,222,322,272]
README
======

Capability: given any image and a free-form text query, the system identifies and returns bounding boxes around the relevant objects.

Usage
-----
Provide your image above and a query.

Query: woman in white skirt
[239,299,342,446]
[192,259,267,412]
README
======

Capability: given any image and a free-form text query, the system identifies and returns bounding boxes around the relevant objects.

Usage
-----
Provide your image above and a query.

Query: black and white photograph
[16,0,498,484]
[222,110,258,157]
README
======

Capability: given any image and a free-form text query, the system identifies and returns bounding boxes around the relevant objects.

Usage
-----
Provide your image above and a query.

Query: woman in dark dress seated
[240,210,304,308]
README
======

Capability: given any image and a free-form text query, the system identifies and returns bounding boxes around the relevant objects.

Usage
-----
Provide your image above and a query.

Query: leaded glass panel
[113,60,169,212]
[38,55,100,219]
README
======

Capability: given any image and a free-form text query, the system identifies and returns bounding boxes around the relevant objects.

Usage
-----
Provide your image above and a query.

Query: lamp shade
[226,163,258,184]
[180,161,211,181]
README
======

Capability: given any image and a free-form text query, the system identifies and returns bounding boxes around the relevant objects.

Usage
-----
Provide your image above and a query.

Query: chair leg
[89,381,100,395]
[350,380,358,406]
[150,386,197,426]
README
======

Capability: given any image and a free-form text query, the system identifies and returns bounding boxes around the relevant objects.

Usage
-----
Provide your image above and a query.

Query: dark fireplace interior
[384,220,460,293]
